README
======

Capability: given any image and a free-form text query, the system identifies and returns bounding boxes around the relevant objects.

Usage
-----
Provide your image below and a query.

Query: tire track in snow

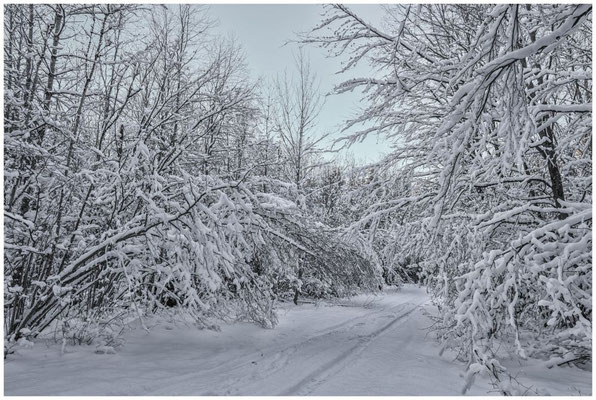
[278,300,428,396]
[219,292,426,395]
[148,297,411,395]
[214,302,411,395]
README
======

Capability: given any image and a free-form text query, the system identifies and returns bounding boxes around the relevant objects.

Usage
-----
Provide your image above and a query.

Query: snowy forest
[3,3,592,396]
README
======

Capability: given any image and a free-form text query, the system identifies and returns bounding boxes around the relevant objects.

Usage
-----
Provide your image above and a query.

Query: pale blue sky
[208,4,389,163]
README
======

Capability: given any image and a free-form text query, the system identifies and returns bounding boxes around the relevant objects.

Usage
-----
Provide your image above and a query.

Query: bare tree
[274,49,329,190]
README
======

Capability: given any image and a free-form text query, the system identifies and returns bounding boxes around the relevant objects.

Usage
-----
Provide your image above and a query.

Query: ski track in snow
[4,285,591,396]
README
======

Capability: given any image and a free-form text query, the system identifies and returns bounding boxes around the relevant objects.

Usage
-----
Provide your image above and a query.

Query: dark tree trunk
[293,268,303,305]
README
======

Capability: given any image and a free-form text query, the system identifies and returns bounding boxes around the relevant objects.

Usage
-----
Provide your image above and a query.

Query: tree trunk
[293,267,303,305]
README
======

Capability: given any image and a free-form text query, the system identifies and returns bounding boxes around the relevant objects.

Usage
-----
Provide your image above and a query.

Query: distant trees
[4,4,381,347]
[274,50,329,190]
[304,4,592,393]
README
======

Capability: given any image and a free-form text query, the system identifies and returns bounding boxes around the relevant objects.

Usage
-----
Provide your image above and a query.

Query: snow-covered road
[4,285,591,395]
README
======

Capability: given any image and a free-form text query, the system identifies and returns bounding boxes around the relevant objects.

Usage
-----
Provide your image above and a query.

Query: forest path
[4,285,590,395]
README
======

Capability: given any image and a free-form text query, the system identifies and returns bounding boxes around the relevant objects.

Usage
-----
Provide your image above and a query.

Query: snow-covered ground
[4,285,591,396]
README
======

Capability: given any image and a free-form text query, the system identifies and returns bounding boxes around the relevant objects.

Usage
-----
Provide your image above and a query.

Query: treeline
[4,4,384,346]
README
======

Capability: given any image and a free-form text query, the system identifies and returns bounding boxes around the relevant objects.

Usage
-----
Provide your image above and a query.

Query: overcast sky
[208,4,389,164]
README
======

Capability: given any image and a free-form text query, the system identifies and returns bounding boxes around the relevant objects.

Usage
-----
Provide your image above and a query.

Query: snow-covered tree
[4,5,380,347]
[304,4,592,392]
